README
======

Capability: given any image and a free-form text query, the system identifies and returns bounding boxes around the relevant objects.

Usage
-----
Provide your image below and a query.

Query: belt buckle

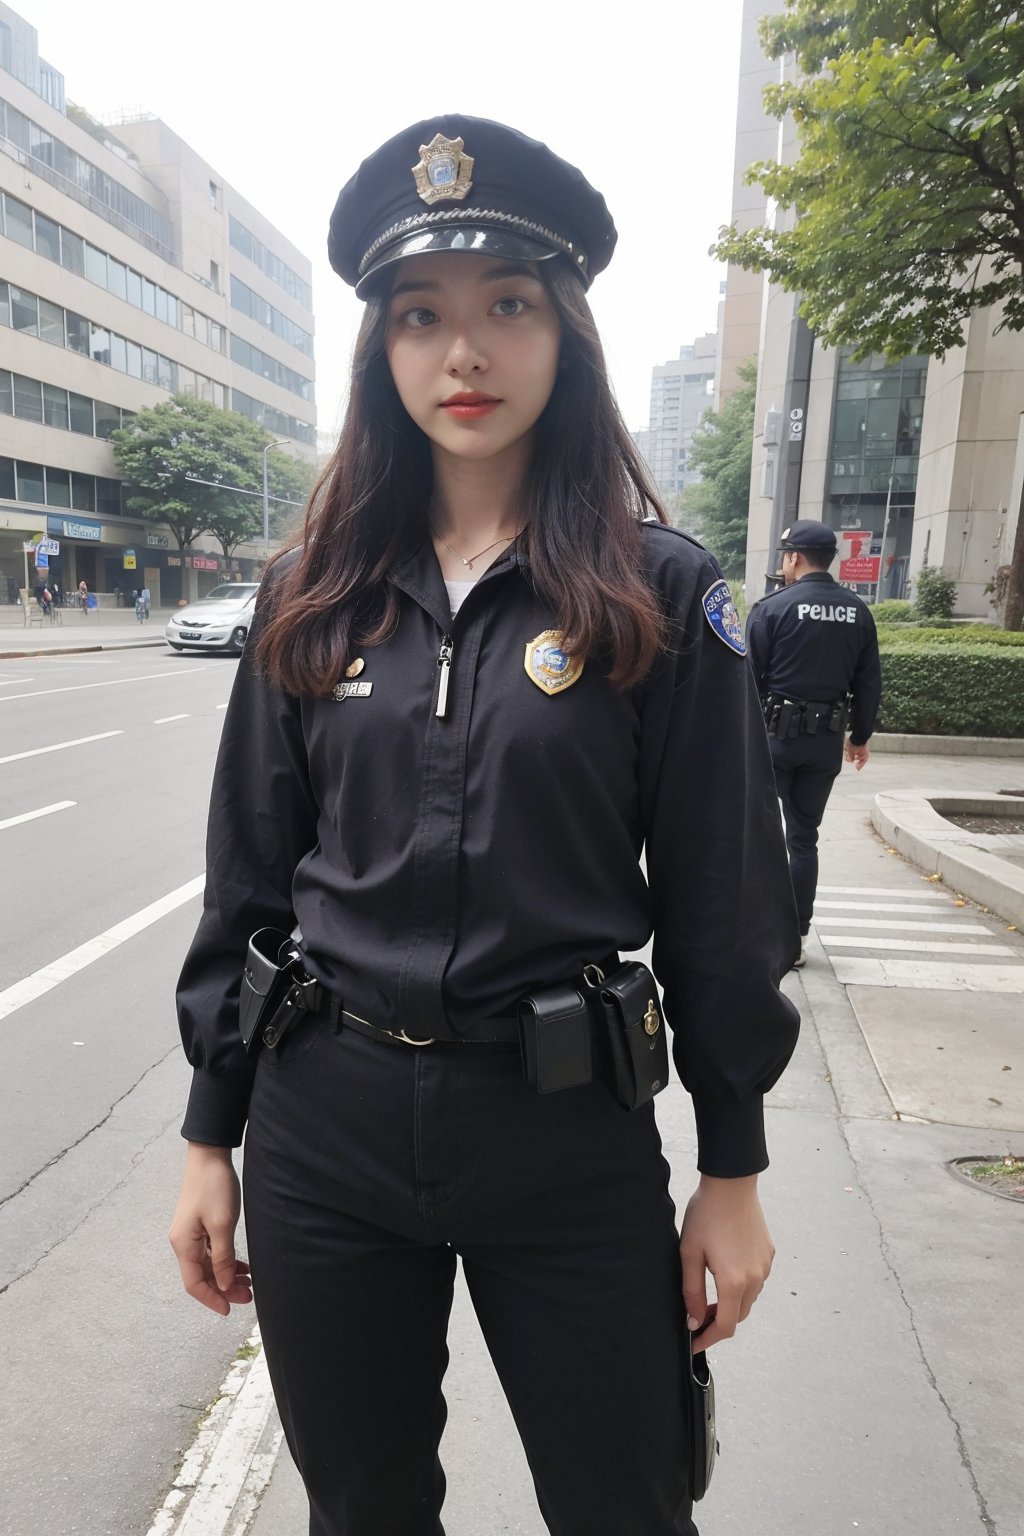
[392,1028,436,1047]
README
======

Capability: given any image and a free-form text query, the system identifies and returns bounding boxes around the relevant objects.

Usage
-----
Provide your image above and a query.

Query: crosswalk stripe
[817,885,949,901]
[814,918,991,934]
[820,936,1016,957]
[830,958,1024,992]
[815,900,961,915]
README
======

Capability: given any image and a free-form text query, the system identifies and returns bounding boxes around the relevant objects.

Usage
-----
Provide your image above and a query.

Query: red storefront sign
[191,556,219,571]
[839,555,881,583]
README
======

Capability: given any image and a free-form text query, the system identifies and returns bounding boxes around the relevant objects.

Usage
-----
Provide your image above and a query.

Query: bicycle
[135,597,150,623]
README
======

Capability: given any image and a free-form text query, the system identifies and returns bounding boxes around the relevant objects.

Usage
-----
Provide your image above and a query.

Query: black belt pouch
[597,962,669,1111]
[517,980,593,1094]
[239,927,299,1057]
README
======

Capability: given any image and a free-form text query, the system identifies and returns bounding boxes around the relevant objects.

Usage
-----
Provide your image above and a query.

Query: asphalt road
[0,647,254,1536]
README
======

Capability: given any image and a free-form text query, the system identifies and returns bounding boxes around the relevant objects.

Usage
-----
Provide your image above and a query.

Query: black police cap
[328,115,617,298]
[779,521,838,555]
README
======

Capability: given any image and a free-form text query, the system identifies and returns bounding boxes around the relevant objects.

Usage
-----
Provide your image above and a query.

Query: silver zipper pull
[436,636,454,718]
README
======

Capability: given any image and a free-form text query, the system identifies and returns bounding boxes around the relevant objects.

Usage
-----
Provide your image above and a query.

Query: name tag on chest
[333,680,373,700]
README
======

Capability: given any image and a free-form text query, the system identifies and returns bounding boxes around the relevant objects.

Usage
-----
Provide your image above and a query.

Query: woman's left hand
[678,1174,775,1353]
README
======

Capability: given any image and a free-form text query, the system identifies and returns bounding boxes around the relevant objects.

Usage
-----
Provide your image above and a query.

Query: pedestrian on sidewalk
[170,115,800,1536]
[746,520,882,967]
[78,578,89,614]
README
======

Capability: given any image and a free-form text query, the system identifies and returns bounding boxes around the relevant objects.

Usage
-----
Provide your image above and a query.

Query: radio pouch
[517,980,593,1094]
[239,927,315,1057]
[594,961,669,1111]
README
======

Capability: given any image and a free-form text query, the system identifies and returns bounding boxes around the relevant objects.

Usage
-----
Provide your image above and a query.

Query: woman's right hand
[169,1143,253,1315]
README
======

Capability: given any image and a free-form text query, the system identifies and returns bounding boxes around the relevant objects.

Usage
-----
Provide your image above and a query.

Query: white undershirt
[444,577,476,617]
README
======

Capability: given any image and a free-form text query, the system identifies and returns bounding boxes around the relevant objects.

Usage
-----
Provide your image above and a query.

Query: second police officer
[170,115,801,1535]
[746,521,883,967]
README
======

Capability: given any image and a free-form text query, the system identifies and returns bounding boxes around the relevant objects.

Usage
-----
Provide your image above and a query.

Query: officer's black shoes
[791,941,807,970]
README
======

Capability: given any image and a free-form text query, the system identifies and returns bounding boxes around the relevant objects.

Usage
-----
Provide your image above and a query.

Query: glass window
[197,374,213,403]
[38,298,65,346]
[0,281,8,327]
[97,477,121,517]
[142,348,159,385]
[4,195,33,247]
[90,325,111,365]
[141,278,156,316]
[125,341,142,379]
[11,287,39,335]
[85,243,108,286]
[110,333,127,373]
[166,293,178,327]
[0,372,11,414]
[107,259,127,300]
[123,268,141,308]
[195,313,209,347]
[69,392,95,434]
[94,400,121,439]
[46,467,71,507]
[13,375,43,422]
[155,287,168,324]
[0,458,14,499]
[181,304,195,339]
[17,461,46,504]
[34,213,61,262]
[212,381,224,409]
[210,321,223,353]
[43,383,70,429]
[65,311,89,354]
[60,228,85,276]
[177,366,196,397]
[157,355,174,391]
[71,473,96,512]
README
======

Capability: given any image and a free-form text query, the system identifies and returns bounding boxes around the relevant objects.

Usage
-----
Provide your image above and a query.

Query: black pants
[243,1014,698,1536]
[769,730,844,933]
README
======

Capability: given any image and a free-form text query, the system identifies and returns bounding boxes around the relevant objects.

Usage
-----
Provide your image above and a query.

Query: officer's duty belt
[763,695,848,740]
[326,994,520,1048]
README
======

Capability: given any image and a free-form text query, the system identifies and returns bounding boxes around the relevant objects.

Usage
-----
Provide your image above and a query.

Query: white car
[165,583,260,654]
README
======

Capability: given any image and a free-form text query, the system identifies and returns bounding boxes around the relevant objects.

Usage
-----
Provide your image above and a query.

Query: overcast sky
[19,0,746,436]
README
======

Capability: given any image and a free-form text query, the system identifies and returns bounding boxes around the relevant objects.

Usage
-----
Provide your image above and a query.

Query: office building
[637,334,718,502]
[0,3,316,604]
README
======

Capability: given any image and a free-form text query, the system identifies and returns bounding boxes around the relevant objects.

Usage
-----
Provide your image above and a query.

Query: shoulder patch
[702,580,747,656]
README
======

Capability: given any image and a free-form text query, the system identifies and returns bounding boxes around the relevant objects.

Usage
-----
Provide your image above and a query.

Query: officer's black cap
[779,520,838,555]
[328,115,617,299]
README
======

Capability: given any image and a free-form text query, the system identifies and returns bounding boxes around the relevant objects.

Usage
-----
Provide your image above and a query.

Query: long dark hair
[256,258,669,695]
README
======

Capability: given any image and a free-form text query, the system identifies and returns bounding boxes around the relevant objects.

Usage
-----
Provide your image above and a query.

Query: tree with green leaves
[677,358,757,577]
[713,0,1024,626]
[111,395,311,558]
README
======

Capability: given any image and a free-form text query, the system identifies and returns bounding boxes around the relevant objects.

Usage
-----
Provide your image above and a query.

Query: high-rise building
[636,334,718,503]
[0,3,316,605]
[723,0,1022,615]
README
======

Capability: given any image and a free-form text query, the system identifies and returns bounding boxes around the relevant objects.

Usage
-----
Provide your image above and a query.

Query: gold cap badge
[524,631,584,696]
[412,134,474,205]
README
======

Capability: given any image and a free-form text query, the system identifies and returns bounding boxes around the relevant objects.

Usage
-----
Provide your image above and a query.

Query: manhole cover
[948,1156,1024,1203]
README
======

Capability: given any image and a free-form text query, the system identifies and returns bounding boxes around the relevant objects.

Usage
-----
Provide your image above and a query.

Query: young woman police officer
[170,116,800,1536]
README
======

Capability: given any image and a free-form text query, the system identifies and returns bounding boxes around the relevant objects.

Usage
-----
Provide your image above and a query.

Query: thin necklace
[431,526,523,571]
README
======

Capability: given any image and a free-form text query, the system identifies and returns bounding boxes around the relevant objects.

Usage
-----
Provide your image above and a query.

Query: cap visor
[356,226,560,297]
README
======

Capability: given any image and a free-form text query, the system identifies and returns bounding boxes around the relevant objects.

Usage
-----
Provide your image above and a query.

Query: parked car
[165,583,260,655]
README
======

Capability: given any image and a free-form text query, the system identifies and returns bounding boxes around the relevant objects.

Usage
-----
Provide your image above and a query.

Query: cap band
[358,206,589,280]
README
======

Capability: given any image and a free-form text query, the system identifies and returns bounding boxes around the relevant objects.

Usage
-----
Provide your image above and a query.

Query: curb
[872,790,1024,930]
[0,640,168,659]
[873,733,1024,757]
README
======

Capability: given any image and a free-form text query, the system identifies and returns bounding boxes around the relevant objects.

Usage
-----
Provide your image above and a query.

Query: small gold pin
[643,1000,660,1036]
[412,133,474,205]
[345,657,365,678]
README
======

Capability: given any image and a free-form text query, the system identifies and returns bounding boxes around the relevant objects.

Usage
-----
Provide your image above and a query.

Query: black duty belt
[763,695,848,739]
[327,995,520,1048]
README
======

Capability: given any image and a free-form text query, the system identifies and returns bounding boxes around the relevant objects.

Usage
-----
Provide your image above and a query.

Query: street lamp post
[262,440,289,561]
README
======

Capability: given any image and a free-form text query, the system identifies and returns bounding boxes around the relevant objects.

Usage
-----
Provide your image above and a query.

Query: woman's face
[384,251,561,464]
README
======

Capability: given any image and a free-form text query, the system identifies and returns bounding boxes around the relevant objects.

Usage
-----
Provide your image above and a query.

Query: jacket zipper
[435,634,454,719]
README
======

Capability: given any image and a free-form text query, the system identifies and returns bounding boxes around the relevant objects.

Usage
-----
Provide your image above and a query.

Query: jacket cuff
[692,1094,769,1177]
[180,1066,253,1147]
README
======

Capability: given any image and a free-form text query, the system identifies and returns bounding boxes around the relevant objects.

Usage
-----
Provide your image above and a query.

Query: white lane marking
[0,667,209,703]
[145,1328,279,1536]
[818,885,949,901]
[0,676,35,685]
[820,935,1016,957]
[0,874,204,1022]
[831,958,1024,992]
[0,800,76,831]
[154,713,190,724]
[816,900,960,915]
[0,730,123,765]
[814,918,993,935]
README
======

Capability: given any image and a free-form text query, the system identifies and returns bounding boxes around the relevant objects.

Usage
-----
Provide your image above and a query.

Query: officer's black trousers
[769,731,845,933]
[243,1014,698,1536]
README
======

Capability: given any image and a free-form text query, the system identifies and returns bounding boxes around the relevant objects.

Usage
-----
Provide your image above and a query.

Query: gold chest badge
[524,631,584,696]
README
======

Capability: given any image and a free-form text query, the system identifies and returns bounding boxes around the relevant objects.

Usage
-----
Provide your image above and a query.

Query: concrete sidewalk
[0,604,171,655]
[150,747,1021,1535]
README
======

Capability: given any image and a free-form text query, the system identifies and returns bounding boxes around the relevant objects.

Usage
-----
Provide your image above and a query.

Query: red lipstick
[440,391,501,419]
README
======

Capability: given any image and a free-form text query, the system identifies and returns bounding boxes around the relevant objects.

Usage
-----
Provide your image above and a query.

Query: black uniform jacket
[746,572,883,745]
[177,523,800,1177]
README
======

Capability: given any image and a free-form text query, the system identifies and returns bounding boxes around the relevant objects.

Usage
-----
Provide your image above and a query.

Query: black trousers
[769,730,845,933]
[243,1013,698,1536]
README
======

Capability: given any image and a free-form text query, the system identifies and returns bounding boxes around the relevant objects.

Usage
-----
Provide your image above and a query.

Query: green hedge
[871,599,915,622]
[876,624,1024,648]
[877,645,1024,736]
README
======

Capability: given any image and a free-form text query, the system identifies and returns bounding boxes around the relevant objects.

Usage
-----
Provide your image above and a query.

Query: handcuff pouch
[594,961,669,1111]
[517,981,592,1094]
